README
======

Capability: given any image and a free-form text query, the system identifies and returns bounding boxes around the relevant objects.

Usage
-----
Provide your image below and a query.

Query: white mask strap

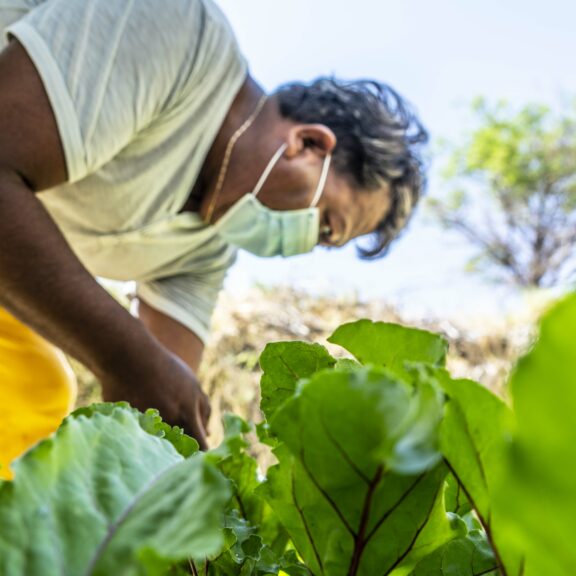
[252,142,332,208]
[252,143,288,198]
[309,153,332,208]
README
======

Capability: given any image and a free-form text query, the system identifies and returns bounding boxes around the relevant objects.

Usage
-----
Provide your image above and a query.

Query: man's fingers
[185,418,208,451]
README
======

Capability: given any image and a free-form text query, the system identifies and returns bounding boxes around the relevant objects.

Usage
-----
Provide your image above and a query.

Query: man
[0,0,427,476]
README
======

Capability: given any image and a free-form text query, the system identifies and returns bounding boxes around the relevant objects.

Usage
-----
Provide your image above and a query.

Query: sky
[217,0,576,324]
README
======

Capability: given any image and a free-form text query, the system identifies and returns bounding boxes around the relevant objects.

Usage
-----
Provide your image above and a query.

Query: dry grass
[72,286,535,449]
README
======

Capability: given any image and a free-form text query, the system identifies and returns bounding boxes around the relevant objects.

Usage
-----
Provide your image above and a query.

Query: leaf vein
[365,473,425,545]
[382,478,441,576]
[321,418,371,485]
[291,468,324,574]
[84,458,184,575]
[300,447,356,537]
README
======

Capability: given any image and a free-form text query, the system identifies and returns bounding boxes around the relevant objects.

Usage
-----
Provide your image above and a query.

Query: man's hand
[99,351,211,451]
[132,301,210,448]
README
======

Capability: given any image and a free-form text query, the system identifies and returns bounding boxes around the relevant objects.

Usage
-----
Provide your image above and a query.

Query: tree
[430,98,576,288]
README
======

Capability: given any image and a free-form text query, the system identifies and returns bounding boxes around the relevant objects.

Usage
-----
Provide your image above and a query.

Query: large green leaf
[436,373,515,574]
[261,368,459,575]
[260,342,336,422]
[328,320,448,377]
[0,404,230,576]
[495,293,576,576]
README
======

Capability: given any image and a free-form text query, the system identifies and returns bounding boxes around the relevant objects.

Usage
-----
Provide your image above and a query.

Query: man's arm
[137,300,205,374]
[137,301,209,434]
[0,40,209,448]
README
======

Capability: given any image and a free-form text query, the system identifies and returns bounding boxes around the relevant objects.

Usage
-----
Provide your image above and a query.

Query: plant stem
[188,559,199,576]
[347,466,384,575]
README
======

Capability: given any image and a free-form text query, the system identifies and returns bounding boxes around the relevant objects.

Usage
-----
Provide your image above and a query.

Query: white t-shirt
[0,0,247,343]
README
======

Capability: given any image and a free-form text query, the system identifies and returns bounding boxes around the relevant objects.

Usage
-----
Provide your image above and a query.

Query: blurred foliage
[496,294,576,574]
[430,97,576,287]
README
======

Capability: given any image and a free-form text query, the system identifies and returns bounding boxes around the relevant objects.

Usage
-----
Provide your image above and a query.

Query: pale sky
[217,0,575,323]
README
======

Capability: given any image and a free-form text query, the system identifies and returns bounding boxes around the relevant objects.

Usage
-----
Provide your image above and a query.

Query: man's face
[316,172,392,248]
[253,151,392,250]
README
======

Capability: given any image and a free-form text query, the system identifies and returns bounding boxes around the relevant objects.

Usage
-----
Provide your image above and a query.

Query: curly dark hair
[275,77,429,258]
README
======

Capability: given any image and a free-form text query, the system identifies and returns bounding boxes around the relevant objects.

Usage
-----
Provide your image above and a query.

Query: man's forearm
[0,172,158,380]
[0,40,210,444]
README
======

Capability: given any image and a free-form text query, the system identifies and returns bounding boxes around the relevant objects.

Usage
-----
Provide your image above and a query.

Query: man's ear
[284,124,337,159]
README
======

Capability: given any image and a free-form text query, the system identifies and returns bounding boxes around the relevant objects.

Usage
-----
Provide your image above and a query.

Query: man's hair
[275,77,429,258]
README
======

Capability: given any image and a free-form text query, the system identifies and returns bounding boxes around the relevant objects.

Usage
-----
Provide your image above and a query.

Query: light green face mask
[215,143,332,257]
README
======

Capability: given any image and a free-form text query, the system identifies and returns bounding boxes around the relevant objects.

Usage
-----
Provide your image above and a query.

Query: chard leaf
[444,474,472,517]
[261,368,460,575]
[328,320,448,375]
[0,404,229,576]
[436,373,514,573]
[260,342,336,421]
[438,375,513,518]
[495,293,576,576]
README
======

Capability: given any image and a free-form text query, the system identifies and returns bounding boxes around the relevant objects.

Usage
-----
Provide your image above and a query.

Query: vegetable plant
[1,294,575,575]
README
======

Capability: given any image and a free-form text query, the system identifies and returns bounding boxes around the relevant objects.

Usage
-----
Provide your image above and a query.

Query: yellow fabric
[0,308,76,480]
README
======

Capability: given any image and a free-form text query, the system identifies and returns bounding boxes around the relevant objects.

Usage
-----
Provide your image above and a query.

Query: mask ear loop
[252,144,332,209]
[309,153,332,208]
[252,143,289,198]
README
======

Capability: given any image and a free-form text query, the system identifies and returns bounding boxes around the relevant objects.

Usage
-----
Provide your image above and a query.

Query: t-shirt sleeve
[6,0,203,182]
[136,265,231,345]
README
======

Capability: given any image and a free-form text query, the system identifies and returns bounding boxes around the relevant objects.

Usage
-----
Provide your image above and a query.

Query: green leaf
[334,358,361,372]
[439,376,513,518]
[74,402,200,457]
[207,510,309,576]
[328,320,448,377]
[409,529,498,575]
[138,407,200,457]
[444,474,472,517]
[0,404,229,576]
[495,293,576,575]
[211,414,289,556]
[261,368,458,575]
[436,373,514,574]
[259,342,336,421]
[208,511,263,574]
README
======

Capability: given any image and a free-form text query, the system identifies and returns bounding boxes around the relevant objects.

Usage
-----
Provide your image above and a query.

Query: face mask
[215,143,332,257]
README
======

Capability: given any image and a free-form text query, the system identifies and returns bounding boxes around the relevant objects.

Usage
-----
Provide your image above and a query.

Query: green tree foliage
[430,98,576,287]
